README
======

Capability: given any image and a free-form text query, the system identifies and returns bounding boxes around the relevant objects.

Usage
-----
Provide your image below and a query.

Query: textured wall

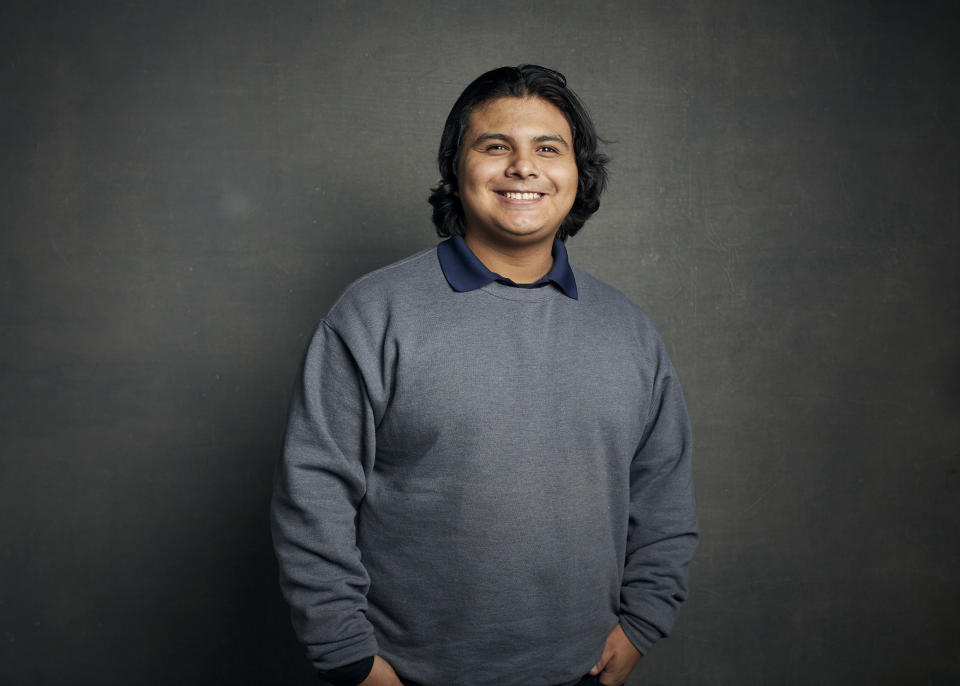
[2,2,957,684]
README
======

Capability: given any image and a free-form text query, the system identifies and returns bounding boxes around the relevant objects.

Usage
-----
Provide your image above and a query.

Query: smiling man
[457,96,577,258]
[272,65,698,686]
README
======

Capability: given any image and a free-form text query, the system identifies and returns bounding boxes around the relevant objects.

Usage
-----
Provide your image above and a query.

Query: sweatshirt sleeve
[271,320,380,671]
[618,341,699,655]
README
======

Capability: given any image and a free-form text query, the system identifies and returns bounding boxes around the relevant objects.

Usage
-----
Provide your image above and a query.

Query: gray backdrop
[2,2,957,684]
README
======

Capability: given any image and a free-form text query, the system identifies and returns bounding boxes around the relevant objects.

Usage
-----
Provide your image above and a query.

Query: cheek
[462,159,494,188]
[551,159,577,184]
[561,167,579,200]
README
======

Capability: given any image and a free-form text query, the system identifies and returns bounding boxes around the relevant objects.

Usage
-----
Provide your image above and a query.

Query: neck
[463,232,556,284]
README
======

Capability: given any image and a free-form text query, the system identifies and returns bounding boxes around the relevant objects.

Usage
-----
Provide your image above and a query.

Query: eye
[537,146,559,154]
[484,144,509,152]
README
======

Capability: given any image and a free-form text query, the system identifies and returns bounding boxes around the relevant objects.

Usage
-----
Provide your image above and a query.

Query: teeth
[503,192,541,200]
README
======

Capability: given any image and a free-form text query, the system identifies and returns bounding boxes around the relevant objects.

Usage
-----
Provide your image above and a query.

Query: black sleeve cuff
[317,655,375,686]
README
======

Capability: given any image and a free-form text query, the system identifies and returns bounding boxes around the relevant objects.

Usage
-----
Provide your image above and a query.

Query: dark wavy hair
[428,65,609,242]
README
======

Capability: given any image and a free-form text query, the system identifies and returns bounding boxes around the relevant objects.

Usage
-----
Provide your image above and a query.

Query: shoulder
[572,266,661,340]
[571,265,676,371]
[324,246,440,319]
[572,265,680,382]
[318,246,448,352]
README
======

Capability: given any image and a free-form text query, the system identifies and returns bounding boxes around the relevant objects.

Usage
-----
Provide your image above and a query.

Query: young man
[272,65,698,686]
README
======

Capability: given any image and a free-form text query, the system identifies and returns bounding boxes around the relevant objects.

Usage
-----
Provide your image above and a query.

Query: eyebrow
[471,133,570,149]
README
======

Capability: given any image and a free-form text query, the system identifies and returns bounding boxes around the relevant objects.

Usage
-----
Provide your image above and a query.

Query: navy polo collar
[437,235,579,299]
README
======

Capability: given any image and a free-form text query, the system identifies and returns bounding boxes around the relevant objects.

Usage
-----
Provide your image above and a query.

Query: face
[456,96,578,247]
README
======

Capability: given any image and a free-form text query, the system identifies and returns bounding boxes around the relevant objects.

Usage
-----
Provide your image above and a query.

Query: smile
[498,192,543,200]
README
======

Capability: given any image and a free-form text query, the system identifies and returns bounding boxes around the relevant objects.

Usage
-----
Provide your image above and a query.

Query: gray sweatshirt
[271,246,698,686]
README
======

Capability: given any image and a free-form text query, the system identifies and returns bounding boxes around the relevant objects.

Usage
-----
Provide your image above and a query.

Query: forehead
[464,96,572,139]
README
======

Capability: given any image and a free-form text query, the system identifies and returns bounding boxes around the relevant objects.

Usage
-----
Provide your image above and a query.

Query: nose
[506,150,539,178]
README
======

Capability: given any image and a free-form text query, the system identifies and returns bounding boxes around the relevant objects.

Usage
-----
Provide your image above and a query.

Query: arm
[618,343,699,657]
[271,321,380,674]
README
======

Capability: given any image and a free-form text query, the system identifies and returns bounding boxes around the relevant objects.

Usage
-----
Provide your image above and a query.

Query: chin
[497,230,552,244]
[497,221,555,239]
